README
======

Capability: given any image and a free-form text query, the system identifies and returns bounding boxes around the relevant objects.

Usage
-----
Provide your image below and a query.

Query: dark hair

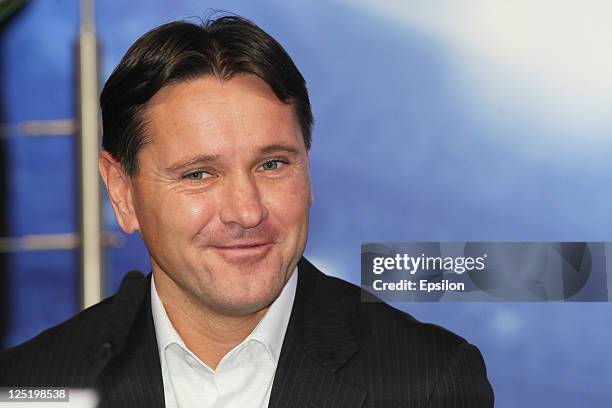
[100,15,313,176]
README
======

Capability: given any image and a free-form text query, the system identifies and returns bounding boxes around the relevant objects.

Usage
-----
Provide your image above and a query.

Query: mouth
[210,242,274,263]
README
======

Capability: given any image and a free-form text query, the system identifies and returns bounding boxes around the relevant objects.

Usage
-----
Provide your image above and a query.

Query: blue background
[1,1,611,406]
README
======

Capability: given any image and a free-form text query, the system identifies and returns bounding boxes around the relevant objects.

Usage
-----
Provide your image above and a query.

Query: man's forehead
[143,75,298,135]
[145,74,289,115]
[136,75,304,166]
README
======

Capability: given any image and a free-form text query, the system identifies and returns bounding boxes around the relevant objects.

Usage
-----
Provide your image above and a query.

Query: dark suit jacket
[0,258,494,407]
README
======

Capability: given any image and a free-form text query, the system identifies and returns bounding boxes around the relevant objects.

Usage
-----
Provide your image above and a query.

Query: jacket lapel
[269,258,367,408]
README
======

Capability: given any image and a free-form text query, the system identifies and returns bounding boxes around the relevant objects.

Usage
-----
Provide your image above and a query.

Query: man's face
[107,75,312,316]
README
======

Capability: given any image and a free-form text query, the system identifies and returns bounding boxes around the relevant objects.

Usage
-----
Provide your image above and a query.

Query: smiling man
[0,15,493,408]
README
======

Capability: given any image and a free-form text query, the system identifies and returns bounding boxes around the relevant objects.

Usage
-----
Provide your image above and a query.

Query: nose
[219,173,268,229]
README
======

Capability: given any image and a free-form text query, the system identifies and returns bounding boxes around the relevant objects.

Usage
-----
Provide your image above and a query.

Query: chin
[197,265,287,314]
[212,287,280,316]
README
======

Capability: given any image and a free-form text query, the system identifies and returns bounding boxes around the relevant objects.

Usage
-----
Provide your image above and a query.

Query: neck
[153,270,268,370]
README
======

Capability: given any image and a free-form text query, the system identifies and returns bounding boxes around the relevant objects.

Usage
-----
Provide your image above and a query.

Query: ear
[98,151,140,234]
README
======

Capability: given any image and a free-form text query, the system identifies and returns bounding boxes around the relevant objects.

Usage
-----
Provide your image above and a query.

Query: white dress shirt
[151,268,298,408]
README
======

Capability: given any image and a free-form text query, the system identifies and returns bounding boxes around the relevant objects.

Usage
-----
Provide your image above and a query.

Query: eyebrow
[165,144,301,173]
[259,144,301,155]
[165,154,221,173]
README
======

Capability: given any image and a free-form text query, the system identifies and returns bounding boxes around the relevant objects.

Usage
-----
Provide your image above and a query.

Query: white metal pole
[77,0,102,309]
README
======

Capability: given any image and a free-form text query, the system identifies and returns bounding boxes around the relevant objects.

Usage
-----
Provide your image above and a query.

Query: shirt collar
[151,266,298,364]
[247,267,297,362]
[151,274,184,354]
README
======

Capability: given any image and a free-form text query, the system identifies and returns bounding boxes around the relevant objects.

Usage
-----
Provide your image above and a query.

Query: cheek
[264,176,311,226]
[168,195,216,235]
[187,201,205,220]
[137,190,216,241]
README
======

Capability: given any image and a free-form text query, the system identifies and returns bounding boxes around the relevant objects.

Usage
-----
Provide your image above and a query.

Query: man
[0,15,494,407]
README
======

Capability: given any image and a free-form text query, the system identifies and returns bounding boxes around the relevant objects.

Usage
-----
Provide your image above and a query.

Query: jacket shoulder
[317,272,493,406]
[0,271,149,386]
[0,296,115,386]
[320,272,467,349]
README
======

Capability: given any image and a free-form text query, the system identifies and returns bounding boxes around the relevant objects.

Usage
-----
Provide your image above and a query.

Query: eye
[259,160,285,171]
[183,171,211,181]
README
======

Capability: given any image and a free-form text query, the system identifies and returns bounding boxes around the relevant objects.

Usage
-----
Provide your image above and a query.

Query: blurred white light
[491,309,522,338]
[334,0,612,135]
[307,256,347,280]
